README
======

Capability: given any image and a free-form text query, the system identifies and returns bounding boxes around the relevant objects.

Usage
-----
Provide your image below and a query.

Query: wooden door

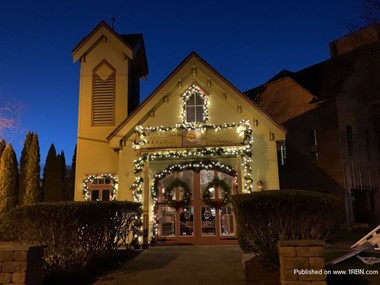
[156,169,237,245]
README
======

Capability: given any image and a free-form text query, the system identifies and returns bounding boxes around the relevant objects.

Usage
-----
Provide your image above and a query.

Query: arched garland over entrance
[130,120,253,244]
[150,160,237,240]
[131,120,254,204]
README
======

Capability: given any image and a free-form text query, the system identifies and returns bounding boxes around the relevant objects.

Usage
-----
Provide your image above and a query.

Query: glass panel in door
[180,206,194,236]
[201,206,216,236]
[219,205,235,236]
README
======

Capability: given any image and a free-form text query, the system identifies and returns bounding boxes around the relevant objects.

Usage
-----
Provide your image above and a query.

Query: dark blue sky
[0,0,361,164]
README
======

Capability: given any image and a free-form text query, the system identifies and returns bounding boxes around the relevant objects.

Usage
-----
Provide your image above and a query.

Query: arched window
[182,85,208,124]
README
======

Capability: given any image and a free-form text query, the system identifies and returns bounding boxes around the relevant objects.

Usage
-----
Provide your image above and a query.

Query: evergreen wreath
[164,179,192,210]
[202,177,232,209]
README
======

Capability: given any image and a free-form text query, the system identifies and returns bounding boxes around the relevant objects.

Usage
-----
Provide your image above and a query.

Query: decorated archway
[150,160,238,245]
[129,120,254,245]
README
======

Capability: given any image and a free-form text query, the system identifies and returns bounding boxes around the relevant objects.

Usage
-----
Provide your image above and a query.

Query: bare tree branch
[0,97,22,137]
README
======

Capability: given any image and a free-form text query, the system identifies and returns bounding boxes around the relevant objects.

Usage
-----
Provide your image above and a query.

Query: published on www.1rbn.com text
[294,268,379,276]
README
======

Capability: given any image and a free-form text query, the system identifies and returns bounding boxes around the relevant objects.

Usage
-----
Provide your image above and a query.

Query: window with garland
[186,93,204,123]
[89,178,113,201]
[182,85,208,124]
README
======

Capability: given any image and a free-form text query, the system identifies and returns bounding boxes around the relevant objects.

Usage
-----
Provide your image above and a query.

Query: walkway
[93,245,247,285]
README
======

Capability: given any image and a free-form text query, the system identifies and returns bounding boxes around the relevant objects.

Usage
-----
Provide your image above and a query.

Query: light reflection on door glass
[201,206,216,236]
[159,205,176,237]
[180,207,194,236]
[219,205,235,236]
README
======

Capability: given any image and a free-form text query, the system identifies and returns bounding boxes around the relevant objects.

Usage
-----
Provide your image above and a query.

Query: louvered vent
[92,61,115,126]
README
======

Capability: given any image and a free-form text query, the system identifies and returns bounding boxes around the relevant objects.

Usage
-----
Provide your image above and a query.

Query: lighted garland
[131,143,254,203]
[131,147,252,202]
[82,174,118,201]
[163,179,192,210]
[130,120,254,243]
[153,160,236,182]
[132,120,253,149]
[151,160,237,202]
[181,84,208,124]
[150,161,237,239]
[202,177,232,209]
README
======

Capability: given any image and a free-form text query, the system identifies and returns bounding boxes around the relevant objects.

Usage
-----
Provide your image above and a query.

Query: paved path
[93,245,247,285]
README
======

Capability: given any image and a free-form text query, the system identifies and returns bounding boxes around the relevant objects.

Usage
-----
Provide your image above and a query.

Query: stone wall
[278,240,326,285]
[0,243,45,285]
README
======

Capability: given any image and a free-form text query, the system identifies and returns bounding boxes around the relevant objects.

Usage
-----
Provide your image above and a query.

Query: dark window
[91,190,99,201]
[277,141,286,166]
[310,129,319,160]
[102,190,110,201]
[91,189,111,201]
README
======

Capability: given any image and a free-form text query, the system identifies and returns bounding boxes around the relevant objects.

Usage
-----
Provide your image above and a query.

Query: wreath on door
[163,179,192,210]
[202,177,232,209]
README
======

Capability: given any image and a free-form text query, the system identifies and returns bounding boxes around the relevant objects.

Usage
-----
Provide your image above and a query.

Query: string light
[131,120,254,203]
[149,160,237,241]
[128,84,255,243]
[181,84,208,124]
[82,174,118,201]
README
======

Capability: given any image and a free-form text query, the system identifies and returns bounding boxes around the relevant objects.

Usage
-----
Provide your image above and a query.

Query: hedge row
[232,189,338,269]
[1,201,141,278]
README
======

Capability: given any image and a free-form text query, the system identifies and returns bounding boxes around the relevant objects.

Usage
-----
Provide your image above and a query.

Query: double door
[156,169,237,245]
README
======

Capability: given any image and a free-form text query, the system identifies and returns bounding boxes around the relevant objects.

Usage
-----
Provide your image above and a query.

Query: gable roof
[107,51,286,145]
[73,21,132,61]
[329,23,380,57]
[121,34,149,78]
[245,42,374,102]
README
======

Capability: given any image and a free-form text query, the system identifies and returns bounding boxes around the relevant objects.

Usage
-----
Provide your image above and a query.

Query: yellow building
[73,21,286,245]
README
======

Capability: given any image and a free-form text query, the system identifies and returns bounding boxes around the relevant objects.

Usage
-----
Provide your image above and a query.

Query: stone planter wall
[278,240,326,285]
[0,243,45,285]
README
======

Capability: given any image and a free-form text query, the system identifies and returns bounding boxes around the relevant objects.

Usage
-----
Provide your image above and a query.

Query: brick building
[245,24,380,228]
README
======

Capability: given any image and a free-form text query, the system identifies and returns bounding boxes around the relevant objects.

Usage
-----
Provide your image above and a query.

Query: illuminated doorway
[155,169,237,245]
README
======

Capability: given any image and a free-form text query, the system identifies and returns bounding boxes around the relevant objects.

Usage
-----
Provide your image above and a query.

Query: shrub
[232,189,338,269]
[4,201,141,278]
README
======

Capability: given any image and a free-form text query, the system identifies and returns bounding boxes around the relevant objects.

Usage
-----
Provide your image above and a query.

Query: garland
[82,174,118,201]
[163,179,192,210]
[202,177,231,209]
[150,161,237,238]
[132,120,253,149]
[181,84,208,124]
[131,120,254,200]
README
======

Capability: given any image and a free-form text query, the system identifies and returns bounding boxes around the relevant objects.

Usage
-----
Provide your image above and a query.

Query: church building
[73,21,286,245]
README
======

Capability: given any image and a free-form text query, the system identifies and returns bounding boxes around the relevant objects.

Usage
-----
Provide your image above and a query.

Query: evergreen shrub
[4,201,141,278]
[232,189,338,269]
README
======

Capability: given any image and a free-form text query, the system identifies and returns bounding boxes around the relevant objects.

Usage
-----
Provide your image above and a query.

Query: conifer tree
[43,144,59,201]
[65,145,76,201]
[18,132,33,205]
[23,133,41,204]
[58,151,67,200]
[0,138,5,158]
[0,143,18,214]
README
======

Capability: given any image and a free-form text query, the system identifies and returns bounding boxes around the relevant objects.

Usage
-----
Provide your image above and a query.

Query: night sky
[0,0,362,164]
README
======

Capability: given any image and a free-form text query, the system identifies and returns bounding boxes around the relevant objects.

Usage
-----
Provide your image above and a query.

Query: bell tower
[72,21,148,201]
